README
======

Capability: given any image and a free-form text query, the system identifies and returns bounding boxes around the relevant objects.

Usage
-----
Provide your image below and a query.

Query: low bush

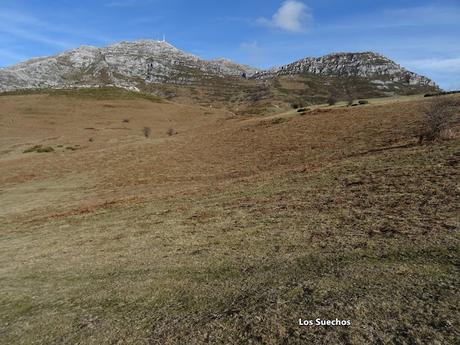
[327,96,337,106]
[23,145,54,153]
[167,128,177,136]
[419,97,460,142]
[143,127,152,138]
[270,117,288,125]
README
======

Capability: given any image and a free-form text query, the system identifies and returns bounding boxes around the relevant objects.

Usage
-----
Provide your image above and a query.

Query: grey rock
[0,44,437,93]
[252,52,437,88]
[0,40,258,92]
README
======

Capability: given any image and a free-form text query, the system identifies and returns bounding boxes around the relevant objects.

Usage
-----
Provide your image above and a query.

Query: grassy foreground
[0,94,459,344]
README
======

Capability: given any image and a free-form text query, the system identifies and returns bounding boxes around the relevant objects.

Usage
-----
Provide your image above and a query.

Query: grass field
[0,90,459,344]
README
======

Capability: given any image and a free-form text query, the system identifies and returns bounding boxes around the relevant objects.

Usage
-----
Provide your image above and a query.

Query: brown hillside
[0,91,459,344]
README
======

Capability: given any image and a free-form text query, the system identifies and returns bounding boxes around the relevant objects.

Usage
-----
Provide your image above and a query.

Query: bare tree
[419,97,460,142]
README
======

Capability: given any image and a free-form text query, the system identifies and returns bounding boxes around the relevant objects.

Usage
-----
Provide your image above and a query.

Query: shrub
[143,127,152,138]
[358,100,369,105]
[269,117,288,125]
[38,146,54,152]
[167,128,177,136]
[122,119,130,123]
[327,96,337,106]
[419,97,460,142]
[23,145,54,153]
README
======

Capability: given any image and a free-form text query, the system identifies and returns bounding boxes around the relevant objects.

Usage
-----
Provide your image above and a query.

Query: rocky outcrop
[252,52,437,89]
[0,40,257,92]
[0,43,438,94]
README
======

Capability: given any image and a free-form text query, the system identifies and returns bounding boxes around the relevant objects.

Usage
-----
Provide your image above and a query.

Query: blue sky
[0,0,459,89]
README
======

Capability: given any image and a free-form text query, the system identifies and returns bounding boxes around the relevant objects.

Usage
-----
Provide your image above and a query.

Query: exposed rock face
[0,42,438,94]
[0,40,257,92]
[253,52,436,88]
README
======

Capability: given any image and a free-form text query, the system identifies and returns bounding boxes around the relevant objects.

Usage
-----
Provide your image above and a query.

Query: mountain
[253,52,436,90]
[0,40,256,92]
[0,40,440,111]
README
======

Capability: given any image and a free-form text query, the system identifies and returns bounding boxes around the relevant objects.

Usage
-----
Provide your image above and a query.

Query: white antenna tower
[162,34,166,42]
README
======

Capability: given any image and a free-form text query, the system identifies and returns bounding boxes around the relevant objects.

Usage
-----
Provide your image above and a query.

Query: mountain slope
[253,52,436,94]
[254,52,434,84]
[0,41,440,111]
[1,91,459,344]
[0,40,256,92]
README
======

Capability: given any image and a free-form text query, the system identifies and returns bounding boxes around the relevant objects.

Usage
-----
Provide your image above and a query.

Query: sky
[0,0,459,90]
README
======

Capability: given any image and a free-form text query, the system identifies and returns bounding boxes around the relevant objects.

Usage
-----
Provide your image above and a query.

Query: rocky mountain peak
[0,40,257,92]
[0,42,438,96]
[253,51,436,88]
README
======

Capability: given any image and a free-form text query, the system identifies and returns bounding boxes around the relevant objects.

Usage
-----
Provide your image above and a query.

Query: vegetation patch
[263,117,289,125]
[166,128,177,136]
[143,127,152,138]
[0,87,164,102]
[419,96,460,142]
[23,145,54,153]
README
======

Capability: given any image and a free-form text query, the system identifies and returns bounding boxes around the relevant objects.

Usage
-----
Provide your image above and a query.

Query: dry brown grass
[0,92,459,344]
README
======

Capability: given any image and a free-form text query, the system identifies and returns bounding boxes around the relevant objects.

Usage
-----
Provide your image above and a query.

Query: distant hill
[0,40,440,112]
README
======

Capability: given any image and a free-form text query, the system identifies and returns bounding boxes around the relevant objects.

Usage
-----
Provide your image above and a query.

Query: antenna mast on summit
[162,34,166,42]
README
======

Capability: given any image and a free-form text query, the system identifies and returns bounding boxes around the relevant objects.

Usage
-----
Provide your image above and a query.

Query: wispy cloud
[0,48,27,62]
[0,7,115,62]
[240,41,267,66]
[106,0,156,8]
[0,26,74,49]
[320,5,460,31]
[383,5,460,26]
[0,10,75,49]
[404,57,460,73]
[257,1,312,33]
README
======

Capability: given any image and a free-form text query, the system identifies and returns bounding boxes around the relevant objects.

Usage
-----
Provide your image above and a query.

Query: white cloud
[257,1,312,33]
